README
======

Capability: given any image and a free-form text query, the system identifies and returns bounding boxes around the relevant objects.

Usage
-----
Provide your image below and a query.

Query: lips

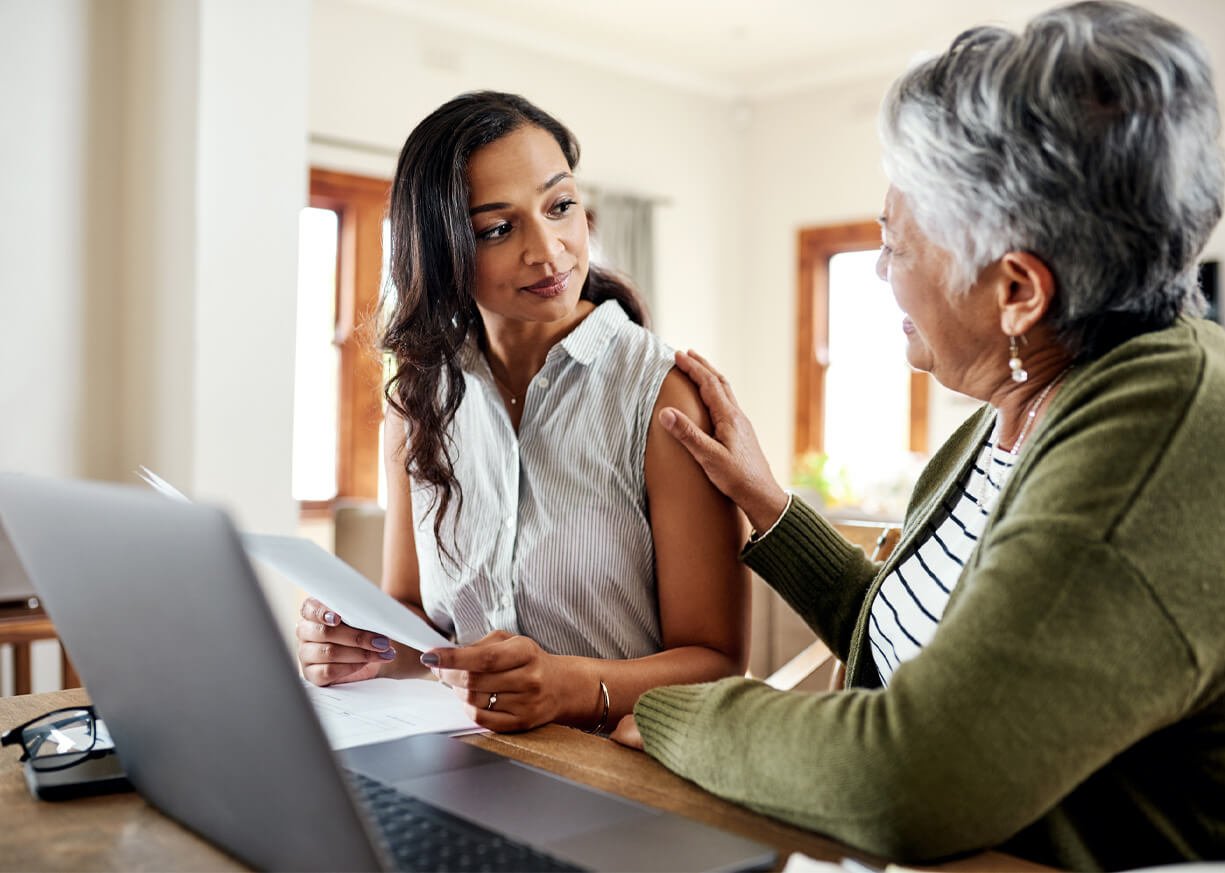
[521,270,570,298]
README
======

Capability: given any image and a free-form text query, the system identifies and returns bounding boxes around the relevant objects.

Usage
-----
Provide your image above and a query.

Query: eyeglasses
[1,706,111,772]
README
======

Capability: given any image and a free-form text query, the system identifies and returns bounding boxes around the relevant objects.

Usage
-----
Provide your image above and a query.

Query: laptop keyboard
[347,769,586,873]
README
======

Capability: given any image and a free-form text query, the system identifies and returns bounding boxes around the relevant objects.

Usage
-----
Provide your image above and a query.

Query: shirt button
[537,376,550,389]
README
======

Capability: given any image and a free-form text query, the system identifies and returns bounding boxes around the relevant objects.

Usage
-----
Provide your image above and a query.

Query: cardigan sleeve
[635,527,1196,862]
[740,495,879,661]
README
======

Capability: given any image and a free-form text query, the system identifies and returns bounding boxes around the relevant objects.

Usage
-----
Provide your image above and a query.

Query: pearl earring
[1008,335,1029,383]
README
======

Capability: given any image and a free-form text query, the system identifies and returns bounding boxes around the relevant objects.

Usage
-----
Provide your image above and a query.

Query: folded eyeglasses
[1,706,111,772]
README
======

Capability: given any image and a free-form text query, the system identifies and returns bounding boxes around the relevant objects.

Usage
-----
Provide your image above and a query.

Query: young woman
[297,91,749,733]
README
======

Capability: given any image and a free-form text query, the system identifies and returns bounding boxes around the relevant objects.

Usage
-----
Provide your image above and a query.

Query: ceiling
[351,0,1064,98]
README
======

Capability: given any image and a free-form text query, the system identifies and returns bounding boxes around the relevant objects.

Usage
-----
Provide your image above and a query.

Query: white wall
[1,0,309,538]
[0,0,118,482]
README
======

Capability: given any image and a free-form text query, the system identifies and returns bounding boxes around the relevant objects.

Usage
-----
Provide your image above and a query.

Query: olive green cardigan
[634,318,1225,870]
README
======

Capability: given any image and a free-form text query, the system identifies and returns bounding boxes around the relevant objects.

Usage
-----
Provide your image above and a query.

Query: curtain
[582,186,656,318]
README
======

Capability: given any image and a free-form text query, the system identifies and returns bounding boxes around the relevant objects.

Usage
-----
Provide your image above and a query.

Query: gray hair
[879,0,1224,358]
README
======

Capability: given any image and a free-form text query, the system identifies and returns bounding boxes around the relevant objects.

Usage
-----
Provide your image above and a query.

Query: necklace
[1008,365,1073,456]
[489,368,522,406]
[969,365,1073,511]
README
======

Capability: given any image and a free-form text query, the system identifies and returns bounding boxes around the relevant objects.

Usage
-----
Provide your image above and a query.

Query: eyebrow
[469,172,574,216]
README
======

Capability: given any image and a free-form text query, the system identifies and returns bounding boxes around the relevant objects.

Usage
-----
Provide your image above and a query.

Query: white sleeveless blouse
[411,301,674,659]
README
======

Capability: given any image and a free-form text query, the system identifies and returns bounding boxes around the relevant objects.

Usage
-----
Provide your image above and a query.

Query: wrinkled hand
[297,597,397,686]
[421,631,567,732]
[662,350,789,532]
[609,714,644,750]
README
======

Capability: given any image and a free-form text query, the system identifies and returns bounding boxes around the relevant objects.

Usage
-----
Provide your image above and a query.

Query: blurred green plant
[791,451,856,507]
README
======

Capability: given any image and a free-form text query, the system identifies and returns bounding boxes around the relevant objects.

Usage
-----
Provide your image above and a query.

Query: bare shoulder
[652,365,713,432]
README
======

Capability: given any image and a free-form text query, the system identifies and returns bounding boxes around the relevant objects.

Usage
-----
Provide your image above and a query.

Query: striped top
[869,426,1014,685]
[411,301,675,659]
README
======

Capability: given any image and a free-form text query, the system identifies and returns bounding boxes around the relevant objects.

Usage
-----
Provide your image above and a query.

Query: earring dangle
[1008,335,1029,383]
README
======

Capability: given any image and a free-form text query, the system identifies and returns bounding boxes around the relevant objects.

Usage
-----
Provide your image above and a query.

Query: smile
[521,271,571,298]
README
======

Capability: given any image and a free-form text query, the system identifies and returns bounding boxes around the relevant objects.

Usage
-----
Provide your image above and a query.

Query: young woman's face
[466,124,590,327]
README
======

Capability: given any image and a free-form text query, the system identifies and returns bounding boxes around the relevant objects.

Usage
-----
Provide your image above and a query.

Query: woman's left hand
[421,631,570,732]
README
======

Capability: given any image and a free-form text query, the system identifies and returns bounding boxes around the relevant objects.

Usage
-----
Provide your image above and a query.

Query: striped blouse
[411,301,674,660]
[869,425,1014,685]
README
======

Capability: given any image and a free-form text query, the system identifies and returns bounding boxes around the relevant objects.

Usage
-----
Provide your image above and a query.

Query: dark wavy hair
[380,91,646,563]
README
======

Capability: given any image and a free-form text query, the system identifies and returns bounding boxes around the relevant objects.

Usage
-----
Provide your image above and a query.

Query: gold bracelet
[584,680,610,734]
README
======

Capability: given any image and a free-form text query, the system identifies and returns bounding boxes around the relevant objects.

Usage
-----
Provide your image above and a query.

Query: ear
[996,250,1055,336]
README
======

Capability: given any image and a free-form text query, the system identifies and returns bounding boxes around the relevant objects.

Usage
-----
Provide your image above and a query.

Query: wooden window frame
[795,222,929,459]
[300,168,391,514]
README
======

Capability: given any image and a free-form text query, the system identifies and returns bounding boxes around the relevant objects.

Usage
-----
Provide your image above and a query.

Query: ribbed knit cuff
[633,683,712,775]
[740,495,861,608]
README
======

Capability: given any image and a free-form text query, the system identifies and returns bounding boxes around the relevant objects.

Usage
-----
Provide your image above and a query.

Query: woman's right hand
[296,597,398,686]
[660,350,790,533]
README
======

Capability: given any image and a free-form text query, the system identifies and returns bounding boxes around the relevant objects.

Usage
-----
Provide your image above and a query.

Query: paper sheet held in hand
[242,534,453,652]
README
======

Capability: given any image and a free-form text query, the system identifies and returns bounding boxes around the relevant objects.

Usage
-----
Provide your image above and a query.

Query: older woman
[611,1,1225,869]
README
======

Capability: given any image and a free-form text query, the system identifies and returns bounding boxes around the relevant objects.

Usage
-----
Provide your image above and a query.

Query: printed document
[305,677,480,749]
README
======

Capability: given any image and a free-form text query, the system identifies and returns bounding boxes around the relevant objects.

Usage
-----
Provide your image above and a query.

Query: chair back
[763,520,900,692]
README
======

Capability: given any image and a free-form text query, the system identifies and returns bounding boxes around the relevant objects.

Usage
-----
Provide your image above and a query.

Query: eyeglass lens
[21,708,98,771]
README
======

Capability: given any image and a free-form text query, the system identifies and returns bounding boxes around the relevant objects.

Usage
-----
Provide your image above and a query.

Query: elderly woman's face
[876,186,1001,398]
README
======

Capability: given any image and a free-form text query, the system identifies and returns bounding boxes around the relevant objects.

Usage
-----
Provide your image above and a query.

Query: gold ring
[486,692,498,711]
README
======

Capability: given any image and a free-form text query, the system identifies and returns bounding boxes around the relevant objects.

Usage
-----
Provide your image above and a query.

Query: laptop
[0,474,776,873]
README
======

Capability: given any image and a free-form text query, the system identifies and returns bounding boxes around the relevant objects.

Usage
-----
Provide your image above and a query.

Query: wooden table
[0,689,1051,872]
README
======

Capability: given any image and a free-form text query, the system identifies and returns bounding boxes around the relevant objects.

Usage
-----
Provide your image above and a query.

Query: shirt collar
[557,300,627,366]
[459,299,628,373]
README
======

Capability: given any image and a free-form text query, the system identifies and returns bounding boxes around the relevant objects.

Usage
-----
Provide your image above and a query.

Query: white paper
[134,466,453,652]
[304,677,480,749]
[781,855,893,873]
[243,533,454,652]
[135,465,191,502]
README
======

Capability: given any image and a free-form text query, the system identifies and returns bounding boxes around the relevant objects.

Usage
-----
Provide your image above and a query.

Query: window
[291,169,391,511]
[795,222,970,519]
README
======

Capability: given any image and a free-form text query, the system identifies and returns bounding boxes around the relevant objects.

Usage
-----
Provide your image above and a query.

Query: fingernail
[371,636,390,651]
[379,648,396,660]
[659,409,676,428]
[323,611,338,626]
[420,652,440,667]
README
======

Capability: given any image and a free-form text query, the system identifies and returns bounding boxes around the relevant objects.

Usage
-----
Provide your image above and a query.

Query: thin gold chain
[488,366,521,406]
